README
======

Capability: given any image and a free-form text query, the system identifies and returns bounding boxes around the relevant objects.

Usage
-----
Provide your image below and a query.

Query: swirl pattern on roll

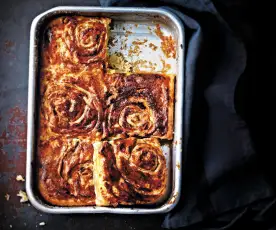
[93,138,167,206]
[38,16,174,207]
[43,16,110,65]
[40,68,105,139]
[39,138,95,206]
[105,73,174,139]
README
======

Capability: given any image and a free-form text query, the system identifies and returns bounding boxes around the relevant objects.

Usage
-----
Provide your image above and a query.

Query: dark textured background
[0,0,273,229]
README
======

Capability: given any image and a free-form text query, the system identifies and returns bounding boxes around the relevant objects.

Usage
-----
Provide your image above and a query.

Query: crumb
[168,193,179,204]
[132,39,147,45]
[16,175,25,182]
[132,60,158,73]
[128,45,141,56]
[135,24,138,28]
[155,24,176,58]
[154,24,163,38]
[109,53,132,73]
[120,37,128,51]
[160,59,171,73]
[149,43,158,51]
[17,190,28,203]
[125,30,132,37]
[162,35,176,59]
[5,40,15,48]
[132,60,147,72]
[176,162,180,170]
[39,222,46,226]
[5,194,10,201]
[108,36,117,48]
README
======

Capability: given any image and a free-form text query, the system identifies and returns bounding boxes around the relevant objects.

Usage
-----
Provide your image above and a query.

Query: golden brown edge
[166,74,175,140]
[37,16,174,207]
[93,138,168,206]
[37,139,96,207]
[38,177,96,207]
[39,62,106,141]
[133,138,169,204]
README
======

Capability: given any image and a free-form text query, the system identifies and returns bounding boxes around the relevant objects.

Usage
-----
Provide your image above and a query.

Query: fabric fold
[100,0,274,228]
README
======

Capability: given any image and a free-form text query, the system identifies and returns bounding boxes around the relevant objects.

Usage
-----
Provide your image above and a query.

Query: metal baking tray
[27,6,184,214]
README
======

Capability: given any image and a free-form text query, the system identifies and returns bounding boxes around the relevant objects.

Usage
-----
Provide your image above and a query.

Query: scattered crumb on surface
[125,30,132,37]
[162,35,176,58]
[134,24,138,28]
[161,59,171,73]
[149,43,158,51]
[128,45,141,57]
[119,36,128,51]
[120,42,127,51]
[39,222,46,226]
[108,36,117,48]
[109,52,132,73]
[132,60,157,73]
[16,175,25,182]
[132,39,147,45]
[176,162,181,170]
[132,60,147,72]
[155,24,176,59]
[173,140,179,145]
[5,40,15,48]
[5,194,10,201]
[17,190,28,203]
[168,192,179,204]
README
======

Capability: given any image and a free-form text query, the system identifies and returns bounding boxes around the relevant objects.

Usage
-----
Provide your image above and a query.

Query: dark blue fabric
[99,0,274,229]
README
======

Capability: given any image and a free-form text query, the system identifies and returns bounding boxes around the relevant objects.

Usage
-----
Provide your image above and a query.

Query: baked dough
[93,138,168,206]
[38,138,96,206]
[105,73,174,140]
[38,16,173,207]
[42,16,111,65]
[40,63,106,140]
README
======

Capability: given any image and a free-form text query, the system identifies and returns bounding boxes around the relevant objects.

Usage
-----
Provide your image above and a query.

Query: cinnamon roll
[43,16,110,65]
[40,66,106,140]
[38,138,95,206]
[105,73,175,140]
[38,16,174,207]
[93,138,168,206]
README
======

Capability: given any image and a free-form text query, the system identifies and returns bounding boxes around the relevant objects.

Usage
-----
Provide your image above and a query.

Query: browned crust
[93,138,168,206]
[39,179,96,206]
[166,74,175,140]
[38,16,174,207]
[43,16,111,66]
[105,73,175,140]
[39,63,107,141]
[38,138,96,206]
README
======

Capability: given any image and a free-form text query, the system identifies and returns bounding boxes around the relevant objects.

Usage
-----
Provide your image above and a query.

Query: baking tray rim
[27,6,185,214]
